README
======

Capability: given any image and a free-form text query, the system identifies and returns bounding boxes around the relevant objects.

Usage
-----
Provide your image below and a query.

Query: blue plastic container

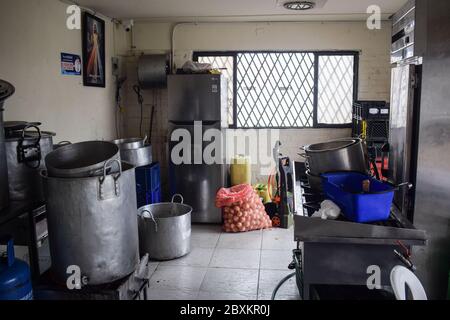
[136,162,161,208]
[0,236,33,300]
[321,172,395,223]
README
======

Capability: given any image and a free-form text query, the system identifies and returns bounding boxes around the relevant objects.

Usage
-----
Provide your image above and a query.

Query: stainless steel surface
[112,137,146,150]
[138,194,192,260]
[306,170,322,192]
[0,80,15,211]
[391,0,416,63]
[169,122,226,223]
[137,54,168,89]
[410,0,450,299]
[119,144,153,168]
[388,64,417,217]
[45,141,120,178]
[5,126,54,203]
[42,161,139,285]
[168,74,228,123]
[303,138,368,175]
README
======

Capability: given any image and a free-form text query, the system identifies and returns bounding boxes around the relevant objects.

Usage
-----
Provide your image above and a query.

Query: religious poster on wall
[82,12,105,87]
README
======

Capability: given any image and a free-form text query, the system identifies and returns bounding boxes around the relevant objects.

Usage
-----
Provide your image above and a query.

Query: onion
[237,211,243,217]
[233,216,239,222]
[237,222,243,229]
[234,206,240,212]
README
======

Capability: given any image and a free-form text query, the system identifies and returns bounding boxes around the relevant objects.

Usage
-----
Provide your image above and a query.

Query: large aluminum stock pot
[42,160,139,285]
[4,123,54,203]
[0,79,15,210]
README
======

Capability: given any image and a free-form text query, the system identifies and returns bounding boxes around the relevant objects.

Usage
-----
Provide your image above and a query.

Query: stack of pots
[301,138,368,192]
[112,137,152,168]
[0,79,15,211]
[42,141,139,285]
[4,122,55,204]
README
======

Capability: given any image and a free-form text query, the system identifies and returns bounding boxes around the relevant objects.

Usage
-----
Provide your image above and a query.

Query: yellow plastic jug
[230,155,251,186]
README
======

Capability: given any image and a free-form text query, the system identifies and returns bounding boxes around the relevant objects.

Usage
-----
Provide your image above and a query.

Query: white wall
[0,0,116,142]
[116,21,391,189]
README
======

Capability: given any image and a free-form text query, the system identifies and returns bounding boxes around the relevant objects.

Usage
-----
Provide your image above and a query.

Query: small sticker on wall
[61,53,82,76]
[212,84,218,93]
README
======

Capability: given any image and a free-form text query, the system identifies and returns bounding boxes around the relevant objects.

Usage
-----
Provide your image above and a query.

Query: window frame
[193,50,359,129]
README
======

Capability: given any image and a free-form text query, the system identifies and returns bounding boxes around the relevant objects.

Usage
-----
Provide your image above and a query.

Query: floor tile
[217,230,262,250]
[257,269,300,299]
[160,247,214,267]
[261,228,296,250]
[197,291,257,300]
[260,250,292,270]
[147,261,160,278]
[192,224,223,234]
[147,288,199,300]
[149,265,207,292]
[210,248,261,269]
[191,225,221,248]
[200,268,259,295]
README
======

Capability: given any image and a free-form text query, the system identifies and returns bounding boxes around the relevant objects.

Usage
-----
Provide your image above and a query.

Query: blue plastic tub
[321,172,395,223]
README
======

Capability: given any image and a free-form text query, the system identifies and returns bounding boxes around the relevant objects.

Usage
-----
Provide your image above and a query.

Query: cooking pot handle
[171,194,184,204]
[100,158,122,182]
[141,209,158,232]
[18,124,42,169]
[57,141,72,146]
[297,152,309,159]
[98,159,122,200]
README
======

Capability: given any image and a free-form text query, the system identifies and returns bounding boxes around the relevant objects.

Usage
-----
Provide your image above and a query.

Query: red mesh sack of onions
[215,184,272,233]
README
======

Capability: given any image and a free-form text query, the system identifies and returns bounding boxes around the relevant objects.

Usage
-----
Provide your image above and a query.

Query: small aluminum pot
[300,138,368,175]
[138,194,192,261]
[112,137,147,150]
[119,144,152,168]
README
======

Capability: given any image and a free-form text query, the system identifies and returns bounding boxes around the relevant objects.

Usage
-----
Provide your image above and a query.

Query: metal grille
[317,55,354,124]
[236,52,315,128]
[197,56,234,125]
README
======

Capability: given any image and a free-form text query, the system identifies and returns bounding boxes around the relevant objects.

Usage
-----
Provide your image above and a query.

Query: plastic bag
[312,200,341,220]
[216,184,272,233]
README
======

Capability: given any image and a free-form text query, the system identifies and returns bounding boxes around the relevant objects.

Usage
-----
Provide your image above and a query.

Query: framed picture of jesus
[82,12,106,88]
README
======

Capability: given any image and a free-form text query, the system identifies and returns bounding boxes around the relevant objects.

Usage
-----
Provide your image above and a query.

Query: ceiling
[73,0,408,21]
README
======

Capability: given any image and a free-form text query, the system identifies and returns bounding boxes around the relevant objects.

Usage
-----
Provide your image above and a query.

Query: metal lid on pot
[0,80,15,104]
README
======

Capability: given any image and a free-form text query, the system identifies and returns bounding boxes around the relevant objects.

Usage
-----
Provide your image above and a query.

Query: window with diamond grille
[236,52,315,128]
[194,51,358,128]
[197,55,234,125]
[317,54,355,125]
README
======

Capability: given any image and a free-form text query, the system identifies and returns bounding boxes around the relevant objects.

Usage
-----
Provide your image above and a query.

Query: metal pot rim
[41,161,134,181]
[138,203,193,219]
[45,141,120,176]
[5,131,55,142]
[305,138,360,153]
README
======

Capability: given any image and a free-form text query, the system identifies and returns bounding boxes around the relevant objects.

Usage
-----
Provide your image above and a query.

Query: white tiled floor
[146,224,300,300]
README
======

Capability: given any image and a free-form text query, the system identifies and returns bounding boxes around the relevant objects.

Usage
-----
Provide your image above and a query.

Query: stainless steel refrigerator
[168,74,228,223]
[389,0,450,299]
